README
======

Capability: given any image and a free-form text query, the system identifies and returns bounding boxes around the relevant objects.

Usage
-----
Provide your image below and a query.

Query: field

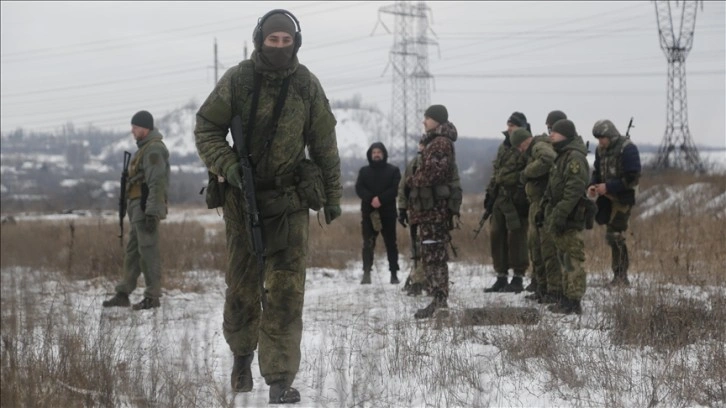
[1,172,725,407]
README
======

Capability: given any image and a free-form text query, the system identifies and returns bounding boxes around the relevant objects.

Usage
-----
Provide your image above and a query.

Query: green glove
[144,215,159,234]
[324,205,342,225]
[225,163,242,189]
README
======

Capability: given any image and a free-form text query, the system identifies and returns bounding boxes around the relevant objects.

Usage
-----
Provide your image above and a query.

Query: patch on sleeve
[149,153,160,165]
[569,161,580,174]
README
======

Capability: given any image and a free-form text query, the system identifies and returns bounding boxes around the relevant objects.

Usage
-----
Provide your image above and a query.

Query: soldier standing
[398,143,425,296]
[103,110,170,310]
[540,119,590,314]
[588,119,641,287]
[483,112,530,293]
[355,142,401,284]
[406,104,462,319]
[194,9,342,404]
[510,113,562,304]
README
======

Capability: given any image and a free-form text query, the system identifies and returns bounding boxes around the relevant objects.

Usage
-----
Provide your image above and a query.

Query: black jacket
[355,142,401,217]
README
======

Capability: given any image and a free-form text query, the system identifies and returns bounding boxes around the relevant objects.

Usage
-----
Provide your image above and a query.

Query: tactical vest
[597,137,635,187]
[409,138,461,215]
[127,139,164,200]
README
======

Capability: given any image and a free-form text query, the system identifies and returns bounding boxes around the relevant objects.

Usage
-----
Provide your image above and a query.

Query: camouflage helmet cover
[592,119,621,139]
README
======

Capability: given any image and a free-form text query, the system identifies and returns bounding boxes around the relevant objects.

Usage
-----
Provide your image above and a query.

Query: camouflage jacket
[591,135,641,206]
[127,128,170,220]
[486,131,528,218]
[194,53,342,206]
[543,136,590,232]
[406,121,461,224]
[521,134,556,202]
[397,153,420,211]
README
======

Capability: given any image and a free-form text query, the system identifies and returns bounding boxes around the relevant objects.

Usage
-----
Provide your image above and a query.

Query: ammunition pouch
[295,159,326,211]
[257,191,290,256]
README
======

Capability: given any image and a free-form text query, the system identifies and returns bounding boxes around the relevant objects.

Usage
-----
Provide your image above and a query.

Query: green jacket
[486,131,528,217]
[127,128,169,221]
[522,134,556,202]
[544,136,590,232]
[194,55,342,206]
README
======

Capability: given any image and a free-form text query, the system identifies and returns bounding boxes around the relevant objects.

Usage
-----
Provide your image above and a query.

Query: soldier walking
[588,119,641,287]
[540,119,590,314]
[194,9,342,404]
[483,112,530,293]
[355,142,401,284]
[406,104,462,319]
[103,110,170,310]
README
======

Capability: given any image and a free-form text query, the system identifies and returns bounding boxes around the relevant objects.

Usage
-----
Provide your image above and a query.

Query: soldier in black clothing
[355,142,402,284]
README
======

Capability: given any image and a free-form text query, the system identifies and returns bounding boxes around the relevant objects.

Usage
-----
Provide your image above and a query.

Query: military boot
[608,274,630,288]
[524,291,542,301]
[484,277,508,293]
[539,292,562,304]
[102,293,130,308]
[524,279,537,292]
[414,293,448,319]
[132,297,160,310]
[360,270,371,285]
[406,282,423,297]
[548,297,582,315]
[401,276,412,292]
[231,353,254,392]
[269,382,300,404]
[502,276,524,293]
[390,270,400,284]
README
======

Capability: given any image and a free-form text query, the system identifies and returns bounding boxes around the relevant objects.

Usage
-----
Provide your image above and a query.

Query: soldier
[194,9,342,404]
[588,119,641,287]
[540,119,590,314]
[483,112,530,293]
[355,142,401,284]
[511,114,563,304]
[103,110,170,310]
[398,142,426,296]
[406,104,461,319]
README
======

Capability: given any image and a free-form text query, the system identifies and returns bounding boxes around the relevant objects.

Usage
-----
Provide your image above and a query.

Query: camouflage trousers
[222,187,307,387]
[552,230,586,301]
[116,199,162,299]
[419,221,450,298]
[490,204,529,277]
[605,201,632,279]
[527,200,562,295]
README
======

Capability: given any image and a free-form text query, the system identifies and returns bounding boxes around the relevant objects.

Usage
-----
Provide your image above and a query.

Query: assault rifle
[229,115,268,310]
[625,117,634,139]
[409,223,419,272]
[473,209,492,239]
[118,151,132,247]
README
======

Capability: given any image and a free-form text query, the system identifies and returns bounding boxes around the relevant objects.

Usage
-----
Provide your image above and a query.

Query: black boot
[360,270,371,284]
[406,282,423,297]
[390,270,400,284]
[132,297,160,310]
[539,292,562,304]
[524,291,542,301]
[484,277,508,293]
[269,382,300,404]
[414,293,448,319]
[231,353,254,392]
[102,293,130,307]
[401,276,412,291]
[548,297,582,315]
[503,277,524,293]
[524,279,537,292]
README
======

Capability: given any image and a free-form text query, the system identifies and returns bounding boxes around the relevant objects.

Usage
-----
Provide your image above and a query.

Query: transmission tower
[373,1,437,165]
[653,0,704,172]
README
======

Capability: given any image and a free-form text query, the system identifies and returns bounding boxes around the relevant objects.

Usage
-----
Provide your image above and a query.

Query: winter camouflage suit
[406,121,461,302]
[116,128,170,301]
[486,131,529,285]
[194,54,341,388]
[542,127,590,306]
[590,119,641,285]
[521,134,562,297]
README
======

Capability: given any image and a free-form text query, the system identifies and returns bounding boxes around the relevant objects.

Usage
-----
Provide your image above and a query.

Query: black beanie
[424,104,448,124]
[507,111,527,128]
[131,110,154,130]
[551,119,577,140]
[546,110,567,127]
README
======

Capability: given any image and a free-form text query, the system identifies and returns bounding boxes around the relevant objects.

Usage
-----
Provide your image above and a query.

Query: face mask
[259,45,294,70]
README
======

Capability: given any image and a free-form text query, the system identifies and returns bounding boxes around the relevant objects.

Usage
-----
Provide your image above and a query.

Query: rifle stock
[473,209,492,239]
[118,151,131,247]
[229,115,268,310]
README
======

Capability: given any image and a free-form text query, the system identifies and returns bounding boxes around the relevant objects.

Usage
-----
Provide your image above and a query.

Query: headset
[252,9,302,52]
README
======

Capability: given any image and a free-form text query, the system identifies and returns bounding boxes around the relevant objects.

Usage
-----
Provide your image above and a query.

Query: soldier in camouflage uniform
[194,10,341,404]
[540,119,590,315]
[398,143,425,296]
[406,105,461,319]
[483,112,530,293]
[588,119,641,287]
[510,115,563,304]
[103,110,170,311]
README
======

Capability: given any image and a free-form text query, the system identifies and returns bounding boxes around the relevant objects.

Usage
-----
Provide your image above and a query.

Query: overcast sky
[1,1,724,148]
